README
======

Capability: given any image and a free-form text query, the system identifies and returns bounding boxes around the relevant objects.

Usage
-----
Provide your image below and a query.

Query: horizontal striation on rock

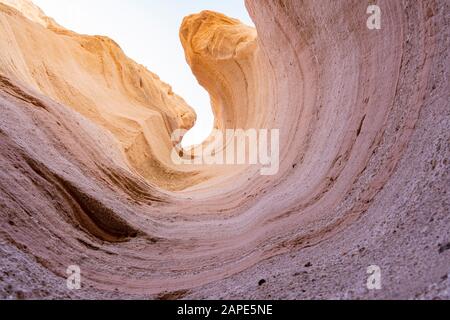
[0,0,448,299]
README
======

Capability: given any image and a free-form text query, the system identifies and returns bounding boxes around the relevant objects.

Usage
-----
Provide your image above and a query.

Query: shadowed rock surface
[0,0,448,299]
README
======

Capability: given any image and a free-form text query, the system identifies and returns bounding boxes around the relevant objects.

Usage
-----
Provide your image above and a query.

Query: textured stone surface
[0,0,448,299]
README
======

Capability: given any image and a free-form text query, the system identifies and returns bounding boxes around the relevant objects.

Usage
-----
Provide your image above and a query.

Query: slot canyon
[0,0,449,299]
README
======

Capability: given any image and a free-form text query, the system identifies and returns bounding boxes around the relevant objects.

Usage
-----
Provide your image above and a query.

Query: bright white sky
[32,0,253,146]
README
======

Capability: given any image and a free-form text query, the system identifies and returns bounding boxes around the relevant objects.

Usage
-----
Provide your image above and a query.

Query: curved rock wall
[0,0,448,299]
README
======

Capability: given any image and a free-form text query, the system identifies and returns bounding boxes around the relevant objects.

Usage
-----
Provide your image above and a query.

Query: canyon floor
[0,0,449,299]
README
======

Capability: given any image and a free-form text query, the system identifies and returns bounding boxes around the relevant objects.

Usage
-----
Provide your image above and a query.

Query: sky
[32,0,254,146]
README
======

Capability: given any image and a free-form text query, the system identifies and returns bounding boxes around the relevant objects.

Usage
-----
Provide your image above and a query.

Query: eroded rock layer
[0,0,449,299]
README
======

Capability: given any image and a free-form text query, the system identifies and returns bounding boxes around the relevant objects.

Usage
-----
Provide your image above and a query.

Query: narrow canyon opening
[0,0,448,300]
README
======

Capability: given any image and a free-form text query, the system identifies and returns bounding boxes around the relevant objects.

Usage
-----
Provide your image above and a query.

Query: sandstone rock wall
[0,0,448,299]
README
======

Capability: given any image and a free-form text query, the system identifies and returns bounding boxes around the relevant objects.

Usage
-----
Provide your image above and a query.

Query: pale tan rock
[0,0,50,27]
[0,0,448,299]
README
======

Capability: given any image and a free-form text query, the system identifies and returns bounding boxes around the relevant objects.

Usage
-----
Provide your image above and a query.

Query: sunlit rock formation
[0,0,448,299]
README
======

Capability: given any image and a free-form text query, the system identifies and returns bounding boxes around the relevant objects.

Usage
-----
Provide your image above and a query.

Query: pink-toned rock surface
[0,0,448,299]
